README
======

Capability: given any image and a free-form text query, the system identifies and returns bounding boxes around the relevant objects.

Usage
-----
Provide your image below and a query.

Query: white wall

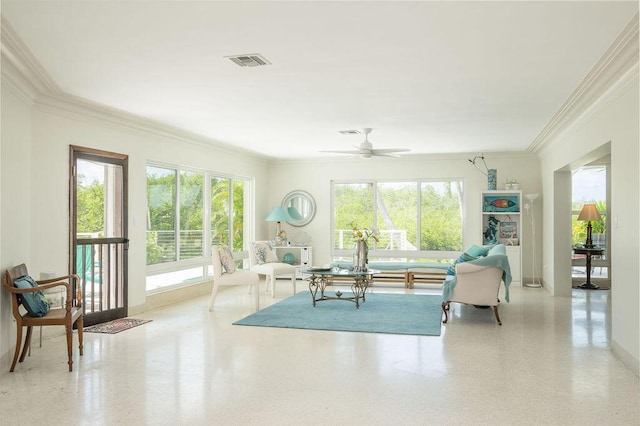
[538,68,639,374]
[0,80,270,367]
[0,85,33,366]
[269,152,542,268]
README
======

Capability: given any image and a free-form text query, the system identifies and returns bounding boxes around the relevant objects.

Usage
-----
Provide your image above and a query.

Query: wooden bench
[328,262,448,288]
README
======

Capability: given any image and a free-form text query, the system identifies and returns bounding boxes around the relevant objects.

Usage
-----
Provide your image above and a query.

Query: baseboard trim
[137,280,213,314]
[612,339,640,377]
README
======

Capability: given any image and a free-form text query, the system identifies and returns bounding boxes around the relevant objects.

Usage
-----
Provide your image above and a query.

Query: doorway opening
[571,164,610,288]
[70,146,129,326]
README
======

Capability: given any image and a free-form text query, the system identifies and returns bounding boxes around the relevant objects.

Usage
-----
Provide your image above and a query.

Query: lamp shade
[265,206,292,222]
[577,204,601,222]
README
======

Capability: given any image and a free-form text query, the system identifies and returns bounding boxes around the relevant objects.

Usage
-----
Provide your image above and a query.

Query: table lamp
[266,206,292,246]
[577,203,601,248]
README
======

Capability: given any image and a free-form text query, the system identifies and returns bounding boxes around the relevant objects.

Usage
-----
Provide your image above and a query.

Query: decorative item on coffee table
[350,222,379,272]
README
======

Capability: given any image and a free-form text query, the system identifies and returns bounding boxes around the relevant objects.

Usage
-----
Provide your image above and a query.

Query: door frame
[69,145,129,325]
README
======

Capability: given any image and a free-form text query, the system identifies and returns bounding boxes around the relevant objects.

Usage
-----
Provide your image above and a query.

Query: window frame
[145,161,253,292]
[330,178,464,262]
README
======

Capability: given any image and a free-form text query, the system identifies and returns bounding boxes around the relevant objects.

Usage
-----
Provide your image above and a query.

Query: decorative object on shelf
[282,253,296,264]
[499,220,518,241]
[265,206,292,246]
[483,215,500,245]
[577,203,602,248]
[350,222,379,272]
[524,193,541,288]
[487,169,497,190]
[281,190,316,227]
[483,195,519,212]
[504,179,520,190]
[468,153,497,190]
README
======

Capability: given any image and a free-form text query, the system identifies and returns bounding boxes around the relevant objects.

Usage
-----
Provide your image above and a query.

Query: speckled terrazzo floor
[1,283,638,425]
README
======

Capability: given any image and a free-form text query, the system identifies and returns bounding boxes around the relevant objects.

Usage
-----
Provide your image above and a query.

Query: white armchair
[209,247,260,312]
[441,244,511,326]
[249,241,297,298]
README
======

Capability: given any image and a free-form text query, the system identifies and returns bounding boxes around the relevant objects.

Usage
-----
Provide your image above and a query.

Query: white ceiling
[2,1,638,159]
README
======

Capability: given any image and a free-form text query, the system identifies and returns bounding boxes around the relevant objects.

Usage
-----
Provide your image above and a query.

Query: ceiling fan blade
[370,148,411,154]
[371,152,402,158]
[319,150,362,155]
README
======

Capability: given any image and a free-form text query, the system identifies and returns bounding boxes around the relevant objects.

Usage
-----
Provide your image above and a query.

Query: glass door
[70,146,128,326]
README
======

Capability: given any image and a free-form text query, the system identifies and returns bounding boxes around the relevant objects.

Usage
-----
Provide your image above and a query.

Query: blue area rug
[233,291,442,336]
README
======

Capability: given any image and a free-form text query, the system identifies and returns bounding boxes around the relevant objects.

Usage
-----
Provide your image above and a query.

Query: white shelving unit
[273,246,312,279]
[481,190,522,286]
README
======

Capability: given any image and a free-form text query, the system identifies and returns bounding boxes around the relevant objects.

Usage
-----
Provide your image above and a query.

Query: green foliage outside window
[211,178,245,253]
[421,182,463,251]
[333,180,463,253]
[180,171,204,260]
[147,166,177,264]
[77,177,105,236]
[146,166,248,266]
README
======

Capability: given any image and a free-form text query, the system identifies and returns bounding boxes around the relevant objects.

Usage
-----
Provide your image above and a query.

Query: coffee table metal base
[308,274,373,309]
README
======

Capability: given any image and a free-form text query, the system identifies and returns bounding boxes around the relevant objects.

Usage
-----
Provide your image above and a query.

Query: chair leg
[10,325,23,372]
[77,316,84,356]
[492,305,502,326]
[19,326,33,362]
[209,281,220,311]
[291,274,296,295]
[271,274,276,298]
[441,302,450,324]
[66,324,73,372]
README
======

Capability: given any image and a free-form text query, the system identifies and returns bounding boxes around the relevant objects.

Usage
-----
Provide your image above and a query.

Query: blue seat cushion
[13,275,50,317]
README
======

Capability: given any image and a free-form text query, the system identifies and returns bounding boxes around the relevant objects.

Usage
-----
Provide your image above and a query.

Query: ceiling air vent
[226,54,271,67]
[338,130,361,135]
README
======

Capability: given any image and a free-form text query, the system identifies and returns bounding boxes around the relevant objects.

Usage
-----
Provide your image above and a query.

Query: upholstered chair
[209,247,260,311]
[249,241,297,298]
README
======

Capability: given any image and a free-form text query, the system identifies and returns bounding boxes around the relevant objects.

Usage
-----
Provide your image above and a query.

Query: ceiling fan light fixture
[320,128,410,158]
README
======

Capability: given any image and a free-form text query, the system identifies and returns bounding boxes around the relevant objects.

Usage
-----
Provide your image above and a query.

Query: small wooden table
[573,246,604,290]
[304,268,379,308]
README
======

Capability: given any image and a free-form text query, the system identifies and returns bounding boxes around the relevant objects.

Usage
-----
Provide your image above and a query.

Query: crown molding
[34,92,270,160]
[1,16,60,95]
[1,55,38,106]
[528,12,639,153]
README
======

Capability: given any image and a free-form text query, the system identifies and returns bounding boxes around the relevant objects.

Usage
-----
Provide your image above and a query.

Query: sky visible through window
[572,166,606,203]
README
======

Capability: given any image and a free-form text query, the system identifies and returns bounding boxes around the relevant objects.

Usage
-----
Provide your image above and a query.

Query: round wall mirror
[281,190,316,227]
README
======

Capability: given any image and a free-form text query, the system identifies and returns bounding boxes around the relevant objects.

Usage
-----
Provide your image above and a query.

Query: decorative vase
[353,240,368,272]
[487,169,497,190]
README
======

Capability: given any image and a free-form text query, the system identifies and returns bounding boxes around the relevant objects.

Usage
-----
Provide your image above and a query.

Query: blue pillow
[466,244,491,258]
[446,252,478,276]
[13,275,50,317]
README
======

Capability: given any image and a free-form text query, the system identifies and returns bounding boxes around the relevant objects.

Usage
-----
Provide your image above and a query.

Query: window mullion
[175,171,181,261]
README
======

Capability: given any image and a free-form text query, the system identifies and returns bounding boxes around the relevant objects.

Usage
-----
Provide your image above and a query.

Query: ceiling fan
[321,128,410,158]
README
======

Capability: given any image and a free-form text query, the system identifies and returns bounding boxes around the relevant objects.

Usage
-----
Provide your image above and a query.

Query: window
[210,177,247,253]
[180,170,204,260]
[146,164,251,291]
[332,179,463,262]
[147,166,177,264]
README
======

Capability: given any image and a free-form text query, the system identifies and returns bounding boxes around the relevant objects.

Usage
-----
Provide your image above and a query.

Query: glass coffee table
[304,268,379,308]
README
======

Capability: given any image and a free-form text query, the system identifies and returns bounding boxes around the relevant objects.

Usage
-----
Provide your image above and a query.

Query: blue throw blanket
[441,252,512,303]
